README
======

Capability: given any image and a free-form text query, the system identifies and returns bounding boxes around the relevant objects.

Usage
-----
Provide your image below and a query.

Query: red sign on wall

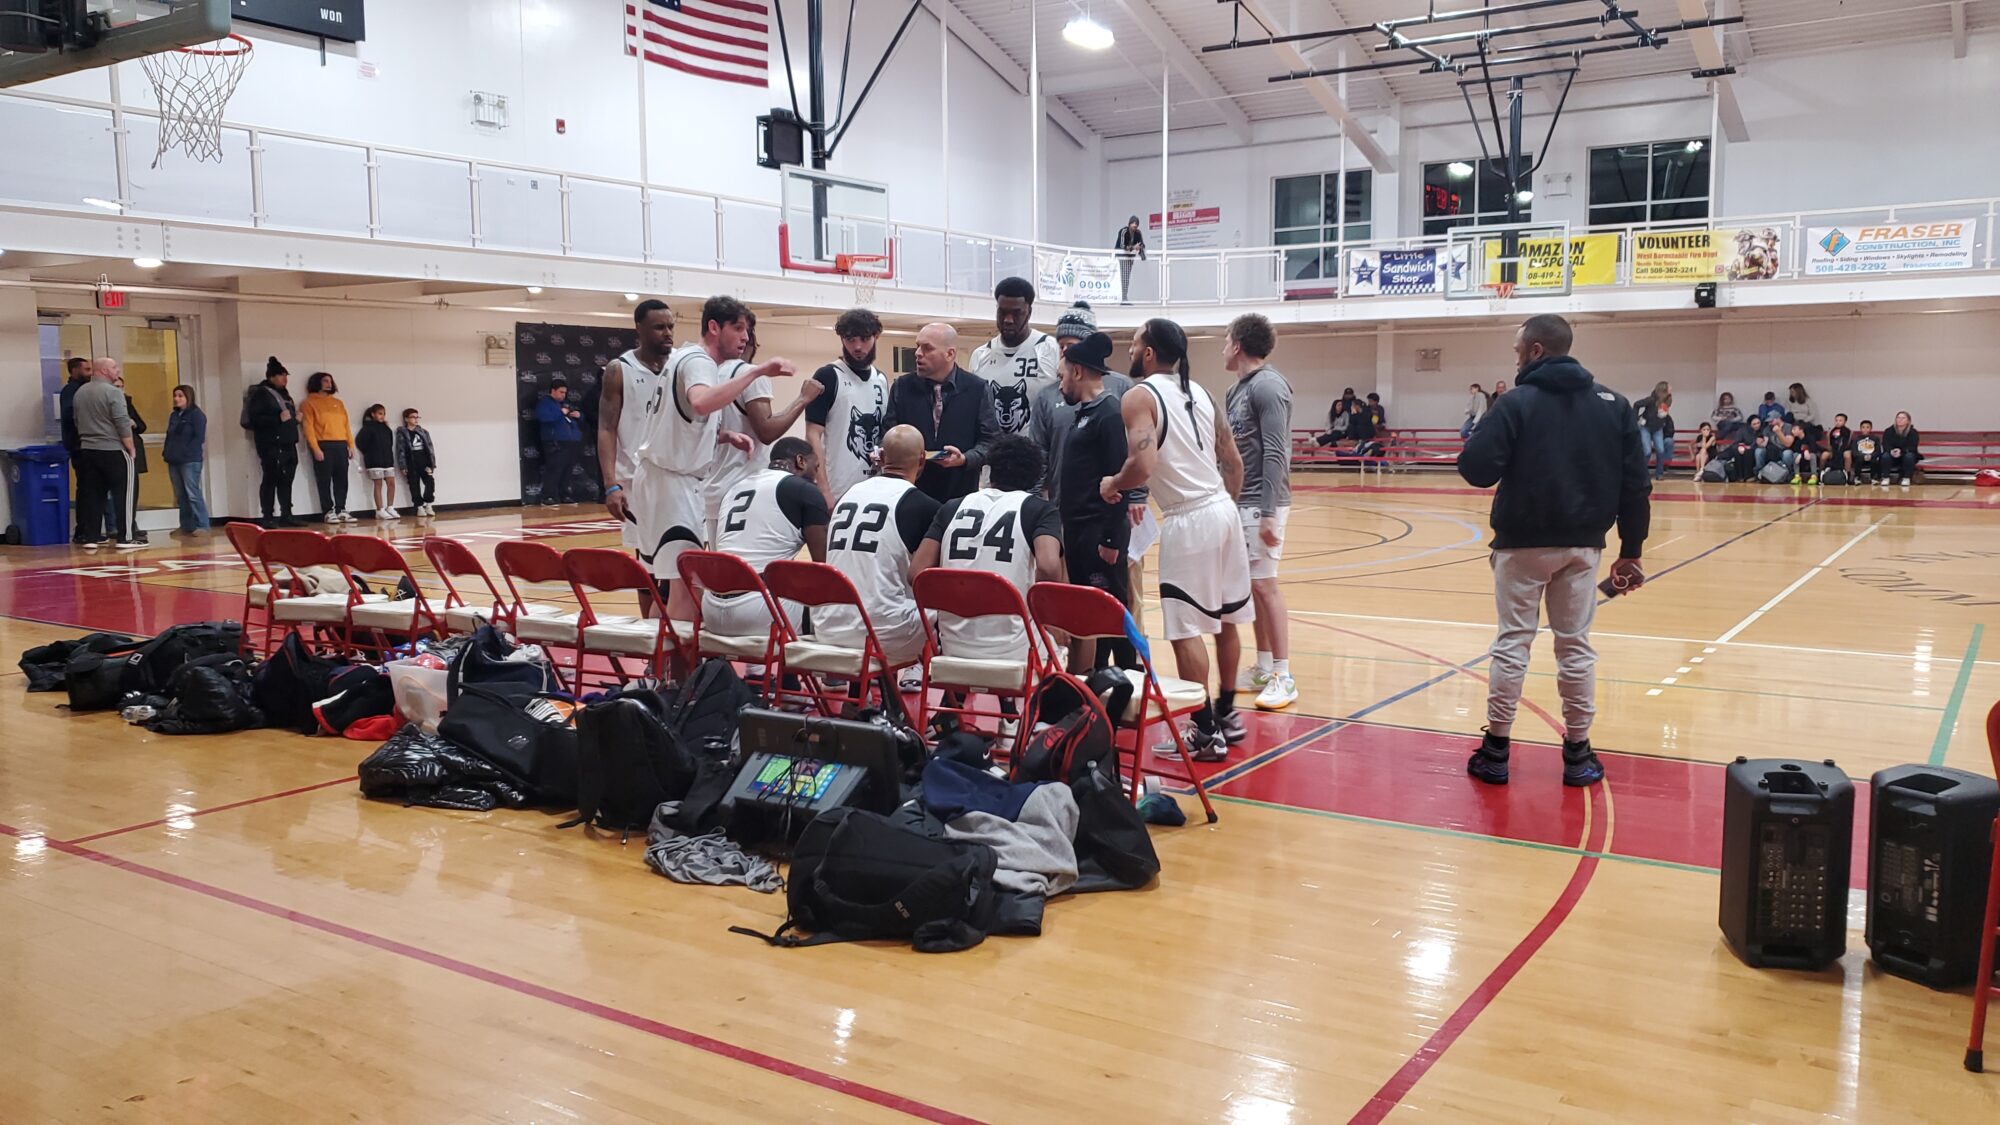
[95,288,128,311]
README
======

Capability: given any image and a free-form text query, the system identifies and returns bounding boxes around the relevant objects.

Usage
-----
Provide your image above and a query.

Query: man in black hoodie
[1457,314,1650,788]
[245,357,304,527]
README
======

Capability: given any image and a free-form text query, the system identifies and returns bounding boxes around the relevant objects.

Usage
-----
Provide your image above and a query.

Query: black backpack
[732,808,1000,953]
[125,621,243,697]
[1012,669,1123,785]
[438,683,580,808]
[251,632,353,733]
[22,632,140,693]
[147,653,265,735]
[568,688,698,835]
[448,624,559,703]
[64,647,141,712]
[662,659,759,748]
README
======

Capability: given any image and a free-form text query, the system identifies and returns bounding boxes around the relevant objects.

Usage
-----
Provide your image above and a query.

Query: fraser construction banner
[1631,227,1782,283]
[1345,245,1470,296]
[1033,248,1121,304]
[1805,220,1979,275]
[1480,233,1620,288]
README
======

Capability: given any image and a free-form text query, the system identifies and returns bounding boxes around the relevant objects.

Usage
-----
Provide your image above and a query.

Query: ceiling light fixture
[1514,190,1534,204]
[1063,13,1114,51]
[526,286,544,294]
[1686,139,1705,152]
[133,256,164,269]
[82,196,122,212]
[1446,161,1473,180]
[622,292,640,302]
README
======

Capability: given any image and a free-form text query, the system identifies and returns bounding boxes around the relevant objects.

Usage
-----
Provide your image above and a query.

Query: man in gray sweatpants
[1456,314,1651,787]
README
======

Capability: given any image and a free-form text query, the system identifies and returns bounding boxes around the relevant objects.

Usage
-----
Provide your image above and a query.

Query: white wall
[0,289,44,531]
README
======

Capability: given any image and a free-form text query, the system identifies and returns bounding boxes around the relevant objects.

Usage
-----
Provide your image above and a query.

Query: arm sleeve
[1616,404,1653,559]
[804,366,839,426]
[925,498,962,543]
[776,474,831,530]
[111,393,133,440]
[127,402,146,436]
[962,380,999,474]
[1252,380,1292,516]
[897,491,941,553]
[1455,397,1514,488]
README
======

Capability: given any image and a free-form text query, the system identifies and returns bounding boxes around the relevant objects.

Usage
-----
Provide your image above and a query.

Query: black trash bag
[568,688,697,833]
[147,654,265,736]
[438,683,579,808]
[358,723,530,811]
[20,632,140,692]
[123,621,242,697]
[1069,760,1160,893]
[447,625,558,703]
[252,633,355,734]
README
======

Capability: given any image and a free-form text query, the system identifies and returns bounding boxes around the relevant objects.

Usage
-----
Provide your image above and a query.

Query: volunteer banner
[1481,233,1620,288]
[1346,246,1469,296]
[1631,227,1782,284]
[1033,248,1121,304]
[1805,219,1979,276]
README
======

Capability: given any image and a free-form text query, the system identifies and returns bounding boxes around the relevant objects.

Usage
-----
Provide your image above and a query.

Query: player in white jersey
[1101,318,1252,762]
[968,276,1060,437]
[702,311,823,545]
[911,434,1063,662]
[596,300,675,556]
[809,425,940,689]
[617,295,795,623]
[704,437,829,638]
[805,307,889,506]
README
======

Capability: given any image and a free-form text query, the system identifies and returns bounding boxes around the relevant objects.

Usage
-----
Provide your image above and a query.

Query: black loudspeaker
[756,109,807,170]
[1720,757,1855,970]
[1694,282,1718,308]
[1866,764,2000,989]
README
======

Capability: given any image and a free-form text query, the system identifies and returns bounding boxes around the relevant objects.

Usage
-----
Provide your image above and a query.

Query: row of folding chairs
[220,522,1217,821]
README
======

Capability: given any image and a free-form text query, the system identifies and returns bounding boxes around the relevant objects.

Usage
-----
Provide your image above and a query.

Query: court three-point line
[1711,515,1890,645]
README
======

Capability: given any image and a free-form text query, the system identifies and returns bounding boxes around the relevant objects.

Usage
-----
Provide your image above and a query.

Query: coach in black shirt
[884,321,999,501]
[1055,332,1135,668]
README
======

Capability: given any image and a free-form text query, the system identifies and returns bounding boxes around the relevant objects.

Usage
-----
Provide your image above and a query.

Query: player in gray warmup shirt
[1222,313,1297,711]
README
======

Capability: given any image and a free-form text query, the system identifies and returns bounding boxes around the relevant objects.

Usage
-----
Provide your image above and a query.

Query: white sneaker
[382,507,400,520]
[115,538,144,551]
[339,511,357,523]
[1899,478,1911,487]
[421,504,435,517]
[1255,673,1299,711]
[997,717,1019,747]
[1236,665,1272,692]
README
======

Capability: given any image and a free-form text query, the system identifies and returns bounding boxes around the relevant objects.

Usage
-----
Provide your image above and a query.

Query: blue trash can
[6,444,72,547]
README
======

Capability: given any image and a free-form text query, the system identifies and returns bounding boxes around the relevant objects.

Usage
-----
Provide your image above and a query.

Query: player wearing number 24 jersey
[910,435,1064,663]
[807,425,939,671]
[969,276,1059,436]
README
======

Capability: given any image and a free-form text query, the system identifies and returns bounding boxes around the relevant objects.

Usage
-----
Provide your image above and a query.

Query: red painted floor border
[61,775,360,846]
[1,819,985,1124]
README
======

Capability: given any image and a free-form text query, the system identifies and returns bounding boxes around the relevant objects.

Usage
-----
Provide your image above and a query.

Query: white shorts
[701,592,804,642]
[365,467,397,481]
[1157,496,1255,641]
[1239,505,1290,581]
[629,464,705,583]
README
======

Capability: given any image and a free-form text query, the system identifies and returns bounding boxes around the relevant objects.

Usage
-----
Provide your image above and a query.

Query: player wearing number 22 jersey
[807,426,939,671]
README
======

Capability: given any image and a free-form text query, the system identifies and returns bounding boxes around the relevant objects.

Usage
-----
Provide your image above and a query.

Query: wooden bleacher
[1292,428,2000,477]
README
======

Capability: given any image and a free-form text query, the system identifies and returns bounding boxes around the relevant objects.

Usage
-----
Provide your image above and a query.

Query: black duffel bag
[438,683,579,808]
[65,647,142,712]
[124,621,242,697]
[252,633,353,733]
[21,632,140,693]
[147,653,265,736]
[732,808,1000,953]
[567,688,696,834]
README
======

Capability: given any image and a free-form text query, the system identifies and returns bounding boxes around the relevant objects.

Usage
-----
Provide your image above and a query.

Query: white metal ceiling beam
[917,0,1097,147]
[1101,0,1254,144]
[1674,0,1747,143]
[1043,67,1158,97]
[1226,0,1391,169]
[1951,1,1968,59]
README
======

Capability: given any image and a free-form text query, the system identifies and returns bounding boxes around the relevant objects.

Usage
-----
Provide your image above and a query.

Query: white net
[139,35,251,167]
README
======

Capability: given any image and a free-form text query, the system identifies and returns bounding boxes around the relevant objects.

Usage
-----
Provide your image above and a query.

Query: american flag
[625,0,770,89]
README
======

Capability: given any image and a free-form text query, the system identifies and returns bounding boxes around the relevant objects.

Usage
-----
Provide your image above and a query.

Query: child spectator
[356,403,399,520]
[1778,423,1817,484]
[395,408,437,517]
[1690,422,1717,478]
[1823,414,1853,480]
[1756,391,1787,427]
[1881,411,1921,486]
[1851,420,1881,484]
[1710,392,1744,440]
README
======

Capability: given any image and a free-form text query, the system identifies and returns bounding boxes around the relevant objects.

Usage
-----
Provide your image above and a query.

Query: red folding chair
[763,559,910,716]
[260,529,386,654]
[1027,583,1217,823]
[1965,699,2000,1072]
[563,548,683,691]
[914,569,1049,753]
[677,550,791,695]
[223,521,278,656]
[494,539,585,682]
[423,536,506,637]
[333,534,442,659]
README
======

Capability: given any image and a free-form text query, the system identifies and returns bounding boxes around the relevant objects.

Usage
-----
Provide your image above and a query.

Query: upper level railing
[2,86,1996,306]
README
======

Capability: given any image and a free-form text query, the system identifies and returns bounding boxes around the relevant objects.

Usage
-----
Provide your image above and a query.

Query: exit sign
[96,288,128,311]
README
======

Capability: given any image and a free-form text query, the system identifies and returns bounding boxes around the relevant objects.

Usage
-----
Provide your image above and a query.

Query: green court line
[1928,624,1985,767]
[1210,794,1722,877]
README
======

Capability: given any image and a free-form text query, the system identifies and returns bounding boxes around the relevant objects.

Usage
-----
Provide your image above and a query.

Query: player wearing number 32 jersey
[911,434,1063,663]
[969,276,1059,436]
[807,425,939,671]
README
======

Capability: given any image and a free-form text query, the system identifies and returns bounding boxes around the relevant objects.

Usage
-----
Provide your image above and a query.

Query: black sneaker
[278,515,306,528]
[1188,727,1229,763]
[1218,709,1248,744]
[1467,729,1510,785]
[1562,738,1604,787]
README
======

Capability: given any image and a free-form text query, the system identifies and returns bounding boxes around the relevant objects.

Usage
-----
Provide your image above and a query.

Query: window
[1589,139,1710,227]
[1272,170,1372,283]
[1421,157,1534,236]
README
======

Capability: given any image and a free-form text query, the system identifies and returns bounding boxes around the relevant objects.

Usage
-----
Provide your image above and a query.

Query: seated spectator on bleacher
[1710,392,1745,440]
[1823,414,1853,479]
[1491,380,1508,398]
[1776,423,1817,483]
[1756,391,1787,428]
[1635,381,1672,481]
[1881,411,1921,486]
[1690,422,1718,478]
[1744,415,1773,473]
[1461,383,1489,440]
[1366,393,1387,429]
[1318,388,1358,446]
[1787,382,1821,442]
[1343,399,1384,460]
[1851,421,1881,483]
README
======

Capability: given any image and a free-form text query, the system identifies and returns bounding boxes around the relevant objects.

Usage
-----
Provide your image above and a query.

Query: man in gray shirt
[72,357,140,550]
[1223,313,1296,710]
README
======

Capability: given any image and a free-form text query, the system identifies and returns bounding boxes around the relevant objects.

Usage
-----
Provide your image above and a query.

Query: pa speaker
[756,109,806,170]
[1866,764,2000,988]
[1694,282,1718,308]
[1720,757,1855,970]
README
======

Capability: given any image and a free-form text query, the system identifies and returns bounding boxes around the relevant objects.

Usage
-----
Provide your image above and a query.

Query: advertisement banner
[1033,248,1121,304]
[1805,219,1979,276]
[1346,246,1470,296]
[1149,197,1223,250]
[1631,227,1782,284]
[1481,233,1620,288]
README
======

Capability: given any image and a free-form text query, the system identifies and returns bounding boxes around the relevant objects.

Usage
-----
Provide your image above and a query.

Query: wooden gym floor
[4,475,1999,1123]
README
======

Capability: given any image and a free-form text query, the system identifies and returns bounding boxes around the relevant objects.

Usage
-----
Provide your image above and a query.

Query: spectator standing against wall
[162,384,209,536]
[356,403,399,520]
[395,408,437,517]
[535,379,585,507]
[1457,314,1650,789]
[244,358,302,528]
[58,357,94,544]
[73,359,140,551]
[302,372,354,523]
[1113,216,1146,304]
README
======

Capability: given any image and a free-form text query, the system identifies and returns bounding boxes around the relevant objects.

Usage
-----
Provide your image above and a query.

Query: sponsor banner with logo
[1805,220,1979,276]
[1148,205,1222,249]
[1480,233,1620,288]
[1631,227,1782,284]
[1345,245,1470,296]
[1033,248,1121,304]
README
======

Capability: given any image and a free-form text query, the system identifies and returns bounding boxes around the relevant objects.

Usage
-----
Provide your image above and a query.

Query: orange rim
[176,33,253,57]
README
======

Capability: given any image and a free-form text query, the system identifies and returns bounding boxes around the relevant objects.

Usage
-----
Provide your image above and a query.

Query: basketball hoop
[140,33,252,167]
[834,252,892,279]
[1483,281,1515,312]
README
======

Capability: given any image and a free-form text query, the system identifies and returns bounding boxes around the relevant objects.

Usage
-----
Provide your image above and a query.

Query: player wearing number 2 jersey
[969,276,1059,437]
[911,434,1063,663]
[705,438,829,639]
[808,425,939,672]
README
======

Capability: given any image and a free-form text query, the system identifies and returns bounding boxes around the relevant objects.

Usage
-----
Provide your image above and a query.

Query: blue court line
[1928,624,1985,767]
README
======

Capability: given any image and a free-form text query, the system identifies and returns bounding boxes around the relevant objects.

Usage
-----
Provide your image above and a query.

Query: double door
[39,313,194,533]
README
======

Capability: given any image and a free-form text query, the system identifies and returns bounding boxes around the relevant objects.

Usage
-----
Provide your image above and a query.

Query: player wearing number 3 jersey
[808,425,940,671]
